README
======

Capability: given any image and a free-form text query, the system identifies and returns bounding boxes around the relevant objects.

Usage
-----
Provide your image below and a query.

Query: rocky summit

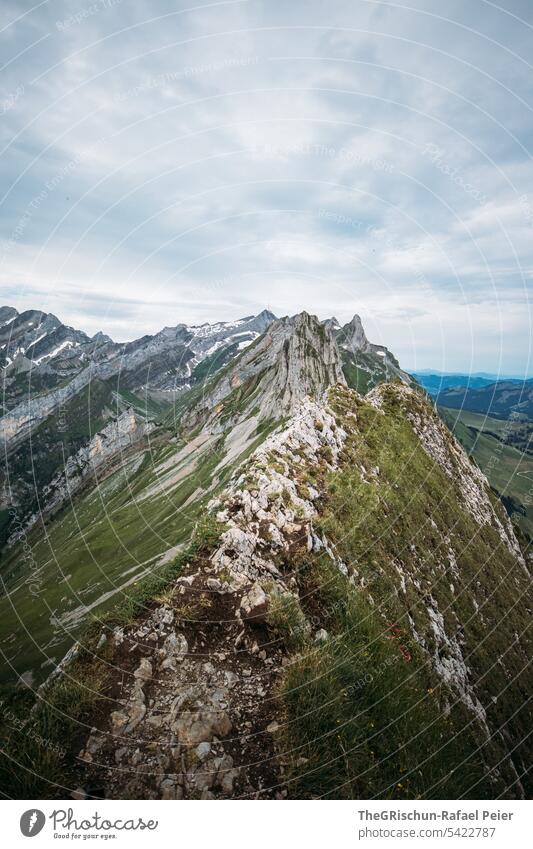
[0,306,530,801]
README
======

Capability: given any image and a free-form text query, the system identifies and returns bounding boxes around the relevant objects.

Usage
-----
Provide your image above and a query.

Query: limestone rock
[240,583,270,624]
[173,710,232,747]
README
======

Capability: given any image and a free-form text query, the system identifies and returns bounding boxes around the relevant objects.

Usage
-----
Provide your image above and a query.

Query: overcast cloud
[0,0,532,374]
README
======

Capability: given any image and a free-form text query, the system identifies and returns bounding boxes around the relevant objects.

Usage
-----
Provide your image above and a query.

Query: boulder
[160,631,188,670]
[240,582,269,624]
[133,657,153,682]
[173,710,232,747]
[314,628,329,643]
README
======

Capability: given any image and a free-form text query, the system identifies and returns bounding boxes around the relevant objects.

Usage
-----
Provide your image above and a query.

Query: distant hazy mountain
[436,379,533,420]
[412,371,527,396]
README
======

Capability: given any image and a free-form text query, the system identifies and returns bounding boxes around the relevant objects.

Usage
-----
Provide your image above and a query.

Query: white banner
[2,799,531,849]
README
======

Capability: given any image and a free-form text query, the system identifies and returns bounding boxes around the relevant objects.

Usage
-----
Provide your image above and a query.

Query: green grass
[279,385,531,798]
[0,432,219,684]
[0,513,220,798]
[0,377,160,546]
[115,387,172,420]
[266,587,309,650]
[283,556,491,799]
[440,406,532,454]
[439,406,533,539]
[342,361,372,395]
[0,649,109,798]
[0,405,274,687]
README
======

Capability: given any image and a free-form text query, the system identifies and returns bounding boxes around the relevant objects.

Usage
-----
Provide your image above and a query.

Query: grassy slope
[0,405,278,686]
[436,382,533,420]
[341,350,385,395]
[0,513,220,798]
[0,378,174,546]
[1,384,530,799]
[439,406,533,540]
[280,386,531,799]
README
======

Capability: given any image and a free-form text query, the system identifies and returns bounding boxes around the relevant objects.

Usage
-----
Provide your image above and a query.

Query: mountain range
[413,372,526,395]
[435,379,533,420]
[0,306,409,547]
[0,306,530,801]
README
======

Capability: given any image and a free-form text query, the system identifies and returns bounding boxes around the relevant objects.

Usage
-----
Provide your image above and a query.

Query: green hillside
[439,406,533,540]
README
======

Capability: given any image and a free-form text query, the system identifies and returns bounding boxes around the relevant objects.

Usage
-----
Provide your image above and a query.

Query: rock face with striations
[8,409,155,544]
[339,313,371,352]
[182,311,347,431]
[335,313,413,392]
[0,309,278,444]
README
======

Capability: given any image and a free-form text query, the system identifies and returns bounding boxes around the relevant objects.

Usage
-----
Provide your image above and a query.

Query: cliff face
[0,309,278,444]
[8,409,155,545]
[182,312,346,431]
[337,314,413,393]
[339,313,370,352]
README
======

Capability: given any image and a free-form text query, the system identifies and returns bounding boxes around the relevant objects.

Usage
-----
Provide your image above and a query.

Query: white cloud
[0,0,531,373]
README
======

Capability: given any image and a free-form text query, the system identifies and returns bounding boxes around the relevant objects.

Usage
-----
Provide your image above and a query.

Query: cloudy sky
[0,0,532,374]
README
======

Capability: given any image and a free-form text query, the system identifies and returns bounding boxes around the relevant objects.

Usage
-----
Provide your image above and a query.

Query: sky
[0,0,532,375]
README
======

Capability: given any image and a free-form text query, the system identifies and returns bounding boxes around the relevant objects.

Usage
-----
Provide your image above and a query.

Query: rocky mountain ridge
[1,305,530,801]
[64,382,531,800]
[0,307,407,546]
[181,312,347,432]
[0,307,277,438]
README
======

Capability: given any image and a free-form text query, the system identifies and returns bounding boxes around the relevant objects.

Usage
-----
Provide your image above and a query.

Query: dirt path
[76,558,286,799]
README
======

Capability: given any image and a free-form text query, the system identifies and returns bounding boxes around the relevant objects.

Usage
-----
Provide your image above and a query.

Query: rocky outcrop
[78,599,283,799]
[183,312,347,431]
[336,314,412,393]
[8,409,155,544]
[338,314,371,352]
[208,397,347,589]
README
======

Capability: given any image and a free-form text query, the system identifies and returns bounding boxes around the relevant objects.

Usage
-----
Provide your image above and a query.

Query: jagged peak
[91,330,114,344]
[338,313,370,352]
[255,308,277,321]
[0,305,18,321]
[182,309,346,431]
